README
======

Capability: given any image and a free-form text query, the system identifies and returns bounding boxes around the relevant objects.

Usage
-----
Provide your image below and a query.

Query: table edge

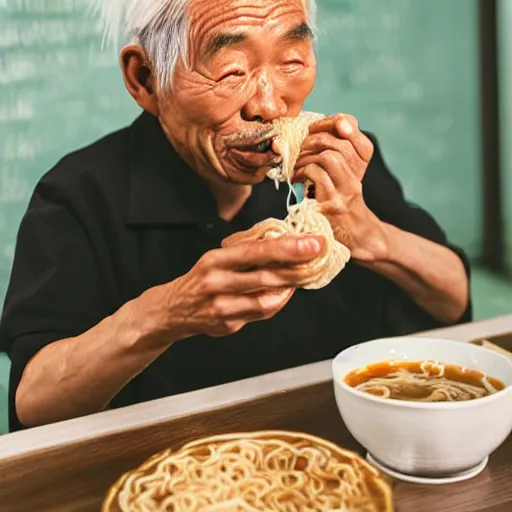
[0,314,510,459]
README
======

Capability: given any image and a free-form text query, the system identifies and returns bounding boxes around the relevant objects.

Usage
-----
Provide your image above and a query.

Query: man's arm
[2,180,324,429]
[296,119,472,330]
[360,223,469,325]
[360,131,472,327]
[14,288,171,427]
[0,185,165,430]
[12,233,322,429]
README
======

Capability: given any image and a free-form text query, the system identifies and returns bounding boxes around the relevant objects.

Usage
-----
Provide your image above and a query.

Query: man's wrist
[114,284,183,355]
[352,218,392,263]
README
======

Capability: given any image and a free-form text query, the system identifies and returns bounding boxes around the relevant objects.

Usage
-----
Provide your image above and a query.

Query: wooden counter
[0,315,511,512]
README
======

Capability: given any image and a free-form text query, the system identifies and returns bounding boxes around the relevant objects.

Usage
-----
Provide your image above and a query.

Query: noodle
[283,199,351,289]
[102,431,394,512]
[223,113,351,289]
[355,369,489,401]
[222,199,350,289]
[345,360,505,402]
[268,112,325,212]
[267,112,325,195]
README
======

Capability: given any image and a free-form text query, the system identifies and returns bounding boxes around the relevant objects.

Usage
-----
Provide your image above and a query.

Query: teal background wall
[498,0,512,275]
[0,0,141,301]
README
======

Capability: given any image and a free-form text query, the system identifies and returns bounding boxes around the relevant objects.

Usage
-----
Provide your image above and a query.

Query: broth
[344,360,505,402]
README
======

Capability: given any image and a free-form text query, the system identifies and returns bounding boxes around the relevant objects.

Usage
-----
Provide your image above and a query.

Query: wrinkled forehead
[187,0,308,51]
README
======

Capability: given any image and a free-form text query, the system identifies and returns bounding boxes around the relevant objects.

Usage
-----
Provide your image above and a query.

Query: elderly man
[0,0,470,431]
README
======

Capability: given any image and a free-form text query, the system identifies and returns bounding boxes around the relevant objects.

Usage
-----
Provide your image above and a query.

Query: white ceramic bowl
[332,337,512,477]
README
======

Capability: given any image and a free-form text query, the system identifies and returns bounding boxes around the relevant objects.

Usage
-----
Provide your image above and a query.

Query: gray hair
[95,0,317,90]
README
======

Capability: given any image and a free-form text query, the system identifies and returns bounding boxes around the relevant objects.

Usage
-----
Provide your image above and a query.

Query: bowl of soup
[332,337,512,477]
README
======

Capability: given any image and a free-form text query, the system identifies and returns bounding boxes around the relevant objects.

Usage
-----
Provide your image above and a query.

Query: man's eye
[219,70,246,81]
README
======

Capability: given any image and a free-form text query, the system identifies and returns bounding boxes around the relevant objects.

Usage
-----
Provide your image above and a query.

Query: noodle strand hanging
[223,113,351,290]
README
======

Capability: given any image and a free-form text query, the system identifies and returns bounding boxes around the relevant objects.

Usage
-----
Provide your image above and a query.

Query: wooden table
[0,315,511,512]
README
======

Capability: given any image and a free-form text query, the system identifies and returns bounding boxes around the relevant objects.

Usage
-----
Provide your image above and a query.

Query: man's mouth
[226,137,280,170]
[234,139,274,153]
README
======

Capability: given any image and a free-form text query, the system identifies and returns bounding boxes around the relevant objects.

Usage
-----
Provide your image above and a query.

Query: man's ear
[120,45,159,115]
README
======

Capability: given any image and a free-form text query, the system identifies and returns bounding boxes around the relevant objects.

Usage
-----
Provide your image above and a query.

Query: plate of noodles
[102,430,394,512]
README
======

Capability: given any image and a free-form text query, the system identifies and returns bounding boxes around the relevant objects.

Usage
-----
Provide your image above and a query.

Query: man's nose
[241,69,287,122]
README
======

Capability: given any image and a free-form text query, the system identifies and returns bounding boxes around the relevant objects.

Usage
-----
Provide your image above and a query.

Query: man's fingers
[210,235,325,270]
[222,220,288,249]
[212,290,294,321]
[334,116,374,163]
[297,131,367,184]
[295,151,355,190]
[202,262,324,295]
[222,230,259,249]
[308,114,374,164]
[308,116,342,136]
[300,132,354,157]
[293,163,337,201]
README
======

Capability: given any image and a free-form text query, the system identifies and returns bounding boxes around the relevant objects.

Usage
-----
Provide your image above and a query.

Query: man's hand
[157,234,325,339]
[293,114,469,325]
[294,114,389,262]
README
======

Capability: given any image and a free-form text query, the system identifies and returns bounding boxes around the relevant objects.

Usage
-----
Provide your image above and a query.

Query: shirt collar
[126,111,219,226]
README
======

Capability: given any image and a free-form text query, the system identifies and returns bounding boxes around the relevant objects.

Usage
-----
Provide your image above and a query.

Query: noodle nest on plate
[102,430,394,512]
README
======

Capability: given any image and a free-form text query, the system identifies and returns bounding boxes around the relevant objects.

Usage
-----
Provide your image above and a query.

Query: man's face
[157,0,317,185]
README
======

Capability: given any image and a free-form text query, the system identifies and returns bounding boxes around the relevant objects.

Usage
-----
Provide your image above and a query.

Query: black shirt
[0,112,472,432]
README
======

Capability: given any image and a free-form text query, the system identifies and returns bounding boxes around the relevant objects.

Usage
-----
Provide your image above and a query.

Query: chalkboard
[0,0,482,303]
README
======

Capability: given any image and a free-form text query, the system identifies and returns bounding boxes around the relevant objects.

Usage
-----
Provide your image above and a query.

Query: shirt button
[206,223,214,230]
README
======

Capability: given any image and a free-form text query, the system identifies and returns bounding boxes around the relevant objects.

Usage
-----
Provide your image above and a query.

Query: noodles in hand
[223,113,351,290]
[223,198,350,290]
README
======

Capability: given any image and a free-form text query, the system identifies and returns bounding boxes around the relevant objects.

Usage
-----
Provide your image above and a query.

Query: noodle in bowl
[344,359,505,402]
[102,431,394,512]
[332,337,512,477]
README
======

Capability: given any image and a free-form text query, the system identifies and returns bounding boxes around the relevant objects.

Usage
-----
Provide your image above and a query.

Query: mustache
[224,126,275,146]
